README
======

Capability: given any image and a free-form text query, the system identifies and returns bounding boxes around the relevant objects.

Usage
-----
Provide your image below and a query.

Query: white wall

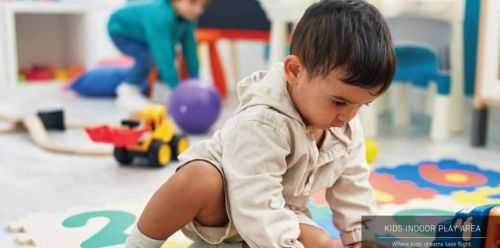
[0,7,8,90]
[210,41,268,94]
[16,14,79,68]
[15,10,120,69]
[82,9,121,68]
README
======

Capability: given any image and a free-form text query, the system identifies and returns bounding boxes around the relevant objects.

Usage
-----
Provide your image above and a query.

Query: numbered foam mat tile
[5,204,196,248]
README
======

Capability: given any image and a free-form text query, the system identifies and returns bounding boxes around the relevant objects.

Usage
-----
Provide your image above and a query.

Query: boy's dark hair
[290,0,395,95]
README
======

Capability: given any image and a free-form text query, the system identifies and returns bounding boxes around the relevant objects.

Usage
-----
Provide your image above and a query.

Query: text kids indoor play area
[0,0,499,248]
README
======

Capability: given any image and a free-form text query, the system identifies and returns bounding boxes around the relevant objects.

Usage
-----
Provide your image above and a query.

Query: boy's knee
[177,161,228,227]
[176,161,224,198]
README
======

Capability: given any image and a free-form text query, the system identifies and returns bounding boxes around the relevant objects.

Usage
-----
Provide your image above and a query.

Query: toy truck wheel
[149,141,171,167]
[113,147,133,165]
[171,135,189,160]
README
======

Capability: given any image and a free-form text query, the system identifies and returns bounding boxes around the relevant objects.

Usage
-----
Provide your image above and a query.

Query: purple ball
[168,79,222,134]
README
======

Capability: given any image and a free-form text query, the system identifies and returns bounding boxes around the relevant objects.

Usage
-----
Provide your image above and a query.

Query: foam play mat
[6,159,500,247]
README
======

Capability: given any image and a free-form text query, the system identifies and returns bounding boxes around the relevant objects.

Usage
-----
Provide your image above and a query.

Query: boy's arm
[221,119,304,248]
[144,18,179,88]
[325,118,376,246]
[181,21,199,78]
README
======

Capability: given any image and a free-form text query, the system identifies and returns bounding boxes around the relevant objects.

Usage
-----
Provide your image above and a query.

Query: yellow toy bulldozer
[86,104,189,167]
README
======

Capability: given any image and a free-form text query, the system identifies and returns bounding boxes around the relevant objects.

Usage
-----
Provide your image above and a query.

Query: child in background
[108,0,210,111]
[126,0,395,247]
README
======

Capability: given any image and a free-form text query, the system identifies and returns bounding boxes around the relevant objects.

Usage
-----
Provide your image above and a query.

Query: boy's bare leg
[137,160,337,247]
[137,161,229,240]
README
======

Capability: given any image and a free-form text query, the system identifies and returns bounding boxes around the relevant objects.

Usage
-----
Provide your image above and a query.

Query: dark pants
[110,35,153,87]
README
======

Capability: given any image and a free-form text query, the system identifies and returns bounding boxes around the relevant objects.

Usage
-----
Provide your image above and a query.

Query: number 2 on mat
[62,210,136,248]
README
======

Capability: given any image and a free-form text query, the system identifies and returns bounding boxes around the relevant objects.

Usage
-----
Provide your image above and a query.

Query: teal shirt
[108,0,199,88]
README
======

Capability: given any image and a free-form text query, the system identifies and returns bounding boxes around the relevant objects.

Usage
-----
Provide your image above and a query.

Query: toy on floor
[365,138,378,163]
[168,79,222,134]
[86,104,189,167]
[431,205,500,247]
[0,110,111,156]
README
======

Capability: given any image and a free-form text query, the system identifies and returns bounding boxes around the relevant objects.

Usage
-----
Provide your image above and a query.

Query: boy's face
[284,55,380,130]
[173,0,208,20]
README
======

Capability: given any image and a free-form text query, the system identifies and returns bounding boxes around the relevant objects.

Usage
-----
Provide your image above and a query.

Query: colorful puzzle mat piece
[6,203,342,248]
[306,192,476,240]
[6,205,193,248]
[306,159,500,239]
[375,195,474,216]
[307,192,340,239]
[369,172,437,205]
[452,186,500,205]
[6,203,343,247]
[375,159,500,195]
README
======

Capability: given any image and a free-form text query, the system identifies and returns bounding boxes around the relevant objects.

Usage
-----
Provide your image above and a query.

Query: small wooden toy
[0,109,111,156]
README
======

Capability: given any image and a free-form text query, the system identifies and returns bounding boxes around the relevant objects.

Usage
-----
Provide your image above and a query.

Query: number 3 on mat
[62,210,136,248]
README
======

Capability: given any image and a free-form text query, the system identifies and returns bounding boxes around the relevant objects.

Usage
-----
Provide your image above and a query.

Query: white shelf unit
[0,1,125,88]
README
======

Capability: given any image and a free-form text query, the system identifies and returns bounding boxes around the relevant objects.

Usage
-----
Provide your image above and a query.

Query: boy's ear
[284,55,303,85]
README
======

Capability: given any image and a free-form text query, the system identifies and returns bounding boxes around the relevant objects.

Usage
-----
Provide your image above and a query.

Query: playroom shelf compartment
[0,1,125,86]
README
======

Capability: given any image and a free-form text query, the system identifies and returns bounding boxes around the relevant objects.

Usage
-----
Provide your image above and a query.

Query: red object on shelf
[20,64,86,82]
[85,125,148,148]
[24,65,53,82]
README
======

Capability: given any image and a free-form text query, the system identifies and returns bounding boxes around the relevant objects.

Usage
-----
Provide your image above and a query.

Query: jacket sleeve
[221,118,304,248]
[181,21,199,79]
[325,118,375,246]
[144,17,179,88]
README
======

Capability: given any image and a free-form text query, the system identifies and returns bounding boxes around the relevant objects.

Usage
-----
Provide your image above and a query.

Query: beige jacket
[178,64,375,247]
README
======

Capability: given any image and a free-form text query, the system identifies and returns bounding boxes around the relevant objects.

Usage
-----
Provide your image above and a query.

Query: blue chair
[391,45,452,141]
[358,2,479,139]
[359,16,455,140]
[394,46,451,95]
